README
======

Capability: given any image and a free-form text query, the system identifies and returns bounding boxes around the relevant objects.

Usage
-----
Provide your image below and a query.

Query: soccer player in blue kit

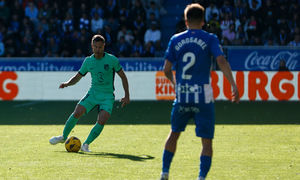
[160,3,239,180]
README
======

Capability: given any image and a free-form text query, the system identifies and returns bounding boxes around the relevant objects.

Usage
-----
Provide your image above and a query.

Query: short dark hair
[91,34,105,44]
[184,3,205,24]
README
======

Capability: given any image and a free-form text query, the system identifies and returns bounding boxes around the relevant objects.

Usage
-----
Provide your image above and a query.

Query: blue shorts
[170,102,215,139]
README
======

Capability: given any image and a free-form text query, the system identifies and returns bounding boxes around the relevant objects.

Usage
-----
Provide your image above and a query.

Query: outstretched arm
[163,59,176,85]
[59,72,83,89]
[216,55,239,103]
[117,69,130,107]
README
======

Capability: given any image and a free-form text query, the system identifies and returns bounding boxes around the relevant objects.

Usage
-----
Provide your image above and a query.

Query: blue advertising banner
[227,47,300,71]
[0,58,165,71]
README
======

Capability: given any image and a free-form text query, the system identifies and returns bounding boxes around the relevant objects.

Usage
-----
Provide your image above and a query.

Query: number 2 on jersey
[182,52,196,80]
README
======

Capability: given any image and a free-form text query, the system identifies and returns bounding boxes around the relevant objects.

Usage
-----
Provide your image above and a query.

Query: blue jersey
[165,29,223,104]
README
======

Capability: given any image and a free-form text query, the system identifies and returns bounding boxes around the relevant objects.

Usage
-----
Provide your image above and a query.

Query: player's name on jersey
[175,37,207,51]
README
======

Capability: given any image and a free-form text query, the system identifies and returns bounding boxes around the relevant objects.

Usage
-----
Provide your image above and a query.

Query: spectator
[143,41,154,57]
[262,0,277,40]
[65,1,75,19]
[103,16,119,35]
[20,36,33,57]
[277,27,290,45]
[103,25,115,54]
[0,0,10,25]
[8,14,21,35]
[233,0,247,20]
[47,36,59,55]
[133,14,146,43]
[131,0,147,22]
[11,0,24,21]
[288,33,300,46]
[118,6,131,28]
[208,23,221,39]
[32,46,42,57]
[147,11,159,28]
[117,25,127,41]
[38,2,51,20]
[144,21,161,44]
[90,2,104,19]
[264,37,277,46]
[116,36,131,57]
[73,48,85,58]
[234,24,248,44]
[278,59,289,71]
[51,2,63,20]
[175,14,186,33]
[252,35,263,45]
[125,30,135,45]
[205,1,219,23]
[104,0,119,19]
[0,40,4,56]
[247,15,258,39]
[91,13,104,33]
[248,0,263,27]
[24,2,39,26]
[222,23,236,43]
[33,23,48,45]
[77,2,89,20]
[131,39,144,57]
[289,12,300,34]
[62,12,74,33]
[147,1,160,20]
[220,0,234,19]
[79,13,90,31]
[220,13,234,32]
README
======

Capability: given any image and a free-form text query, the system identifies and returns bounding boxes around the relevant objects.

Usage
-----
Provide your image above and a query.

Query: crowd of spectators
[0,0,165,58]
[192,0,300,47]
[0,0,299,58]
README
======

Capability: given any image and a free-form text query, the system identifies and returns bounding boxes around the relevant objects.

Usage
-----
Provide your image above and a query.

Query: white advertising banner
[0,71,299,101]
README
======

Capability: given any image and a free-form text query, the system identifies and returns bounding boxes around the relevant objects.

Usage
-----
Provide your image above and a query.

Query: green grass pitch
[0,125,298,179]
[0,101,299,179]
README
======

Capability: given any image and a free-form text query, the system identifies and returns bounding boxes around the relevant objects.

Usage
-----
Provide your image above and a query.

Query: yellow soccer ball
[65,136,81,152]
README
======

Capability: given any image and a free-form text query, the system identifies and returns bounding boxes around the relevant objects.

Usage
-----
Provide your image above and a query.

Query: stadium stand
[0,0,299,58]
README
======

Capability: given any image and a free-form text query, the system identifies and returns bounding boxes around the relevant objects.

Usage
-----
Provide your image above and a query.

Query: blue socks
[162,149,174,173]
[199,155,212,178]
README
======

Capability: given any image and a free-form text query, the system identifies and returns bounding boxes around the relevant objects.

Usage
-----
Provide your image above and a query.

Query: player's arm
[163,59,176,85]
[216,55,239,103]
[59,72,83,89]
[117,69,130,107]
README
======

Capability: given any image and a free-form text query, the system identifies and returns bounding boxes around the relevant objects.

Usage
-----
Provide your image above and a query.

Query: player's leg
[49,104,86,145]
[199,138,213,180]
[84,109,110,145]
[81,97,113,152]
[81,110,110,152]
[161,130,180,179]
[194,103,215,180]
[62,104,86,139]
[161,103,191,179]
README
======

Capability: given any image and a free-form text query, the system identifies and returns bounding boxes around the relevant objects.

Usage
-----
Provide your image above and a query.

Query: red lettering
[211,71,219,99]
[223,71,244,100]
[0,72,19,100]
[248,72,269,100]
[299,72,300,100]
[271,72,294,100]
[156,85,163,94]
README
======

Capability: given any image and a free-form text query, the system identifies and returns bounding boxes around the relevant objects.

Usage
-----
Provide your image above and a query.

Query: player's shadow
[79,152,155,161]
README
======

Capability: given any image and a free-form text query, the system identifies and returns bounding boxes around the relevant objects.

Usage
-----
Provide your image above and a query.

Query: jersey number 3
[182,52,196,80]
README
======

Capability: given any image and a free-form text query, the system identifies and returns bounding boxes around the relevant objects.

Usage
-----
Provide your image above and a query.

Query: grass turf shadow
[0,100,299,125]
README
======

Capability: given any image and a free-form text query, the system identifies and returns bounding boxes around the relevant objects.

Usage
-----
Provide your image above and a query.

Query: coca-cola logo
[244,51,299,70]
